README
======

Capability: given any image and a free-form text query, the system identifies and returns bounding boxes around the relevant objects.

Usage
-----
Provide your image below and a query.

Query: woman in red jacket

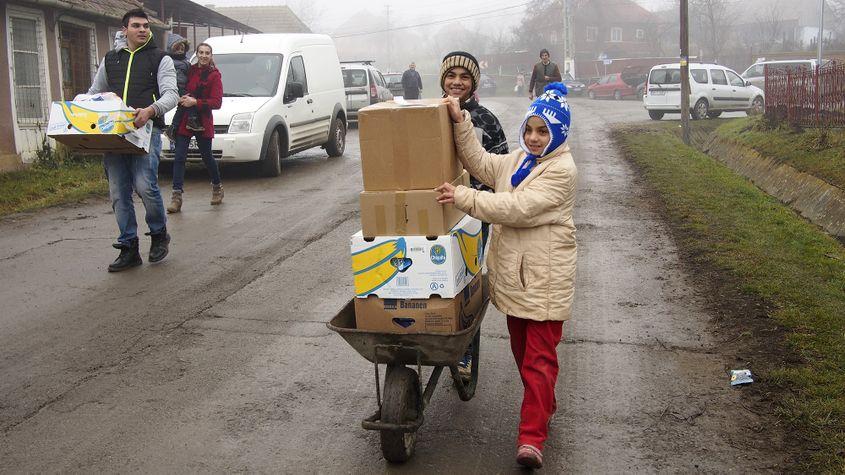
[167,42,224,213]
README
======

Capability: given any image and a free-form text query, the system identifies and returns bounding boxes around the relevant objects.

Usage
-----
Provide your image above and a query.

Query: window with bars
[10,15,47,122]
[586,26,598,42]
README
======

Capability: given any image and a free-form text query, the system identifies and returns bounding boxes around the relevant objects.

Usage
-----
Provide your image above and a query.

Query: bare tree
[687,0,734,62]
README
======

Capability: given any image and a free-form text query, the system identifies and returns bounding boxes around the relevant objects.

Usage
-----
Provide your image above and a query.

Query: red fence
[765,62,845,127]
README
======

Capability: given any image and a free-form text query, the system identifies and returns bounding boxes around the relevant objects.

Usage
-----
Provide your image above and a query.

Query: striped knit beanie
[440,51,481,96]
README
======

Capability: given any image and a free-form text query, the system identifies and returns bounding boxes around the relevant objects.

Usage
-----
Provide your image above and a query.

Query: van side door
[283,55,317,151]
[726,69,752,108]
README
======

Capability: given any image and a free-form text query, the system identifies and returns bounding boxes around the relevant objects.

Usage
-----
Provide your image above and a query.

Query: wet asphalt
[0,97,782,472]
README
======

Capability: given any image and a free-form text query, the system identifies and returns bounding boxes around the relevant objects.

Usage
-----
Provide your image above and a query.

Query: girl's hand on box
[443,96,463,123]
[435,182,456,204]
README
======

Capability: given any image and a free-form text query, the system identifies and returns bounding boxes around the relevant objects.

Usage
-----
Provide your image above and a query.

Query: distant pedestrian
[515,72,525,96]
[528,48,562,100]
[167,43,224,213]
[401,62,423,99]
[87,8,177,272]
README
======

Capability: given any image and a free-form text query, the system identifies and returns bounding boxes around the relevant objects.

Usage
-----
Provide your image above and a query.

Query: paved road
[0,97,781,472]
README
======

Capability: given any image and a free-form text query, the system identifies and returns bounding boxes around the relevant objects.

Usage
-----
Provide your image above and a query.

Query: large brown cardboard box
[360,170,468,237]
[358,99,463,191]
[354,273,483,333]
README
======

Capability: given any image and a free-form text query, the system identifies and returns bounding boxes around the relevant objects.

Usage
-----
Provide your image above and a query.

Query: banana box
[47,96,152,154]
[354,273,483,333]
[351,214,484,299]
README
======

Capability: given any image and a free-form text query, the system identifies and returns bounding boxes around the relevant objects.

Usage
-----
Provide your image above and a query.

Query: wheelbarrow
[326,282,490,463]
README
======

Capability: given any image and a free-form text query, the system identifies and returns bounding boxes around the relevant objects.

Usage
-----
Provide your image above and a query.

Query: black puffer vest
[104,37,166,128]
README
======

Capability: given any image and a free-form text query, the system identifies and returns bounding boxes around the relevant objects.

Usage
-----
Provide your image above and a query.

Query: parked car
[383,72,404,97]
[643,62,765,120]
[340,61,393,124]
[478,73,497,96]
[740,59,823,89]
[162,33,347,177]
[562,74,587,95]
[586,72,640,100]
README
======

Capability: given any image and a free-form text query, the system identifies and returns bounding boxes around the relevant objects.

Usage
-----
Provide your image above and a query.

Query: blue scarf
[512,82,571,187]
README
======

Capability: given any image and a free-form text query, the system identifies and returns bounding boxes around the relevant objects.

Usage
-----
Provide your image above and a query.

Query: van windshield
[212,53,283,97]
[649,68,681,85]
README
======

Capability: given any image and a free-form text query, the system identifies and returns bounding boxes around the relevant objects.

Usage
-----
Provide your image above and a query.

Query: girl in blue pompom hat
[436,82,576,470]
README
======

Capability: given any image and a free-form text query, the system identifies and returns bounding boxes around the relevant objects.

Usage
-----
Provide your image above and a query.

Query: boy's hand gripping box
[351,214,484,299]
[47,94,152,154]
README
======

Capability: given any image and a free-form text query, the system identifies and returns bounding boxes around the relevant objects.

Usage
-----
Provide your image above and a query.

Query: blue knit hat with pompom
[512,82,571,187]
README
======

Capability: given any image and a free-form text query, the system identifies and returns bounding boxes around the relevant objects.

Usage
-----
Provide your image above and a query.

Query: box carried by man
[47,93,152,154]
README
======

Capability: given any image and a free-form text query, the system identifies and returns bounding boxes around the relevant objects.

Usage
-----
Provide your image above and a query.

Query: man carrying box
[87,9,178,272]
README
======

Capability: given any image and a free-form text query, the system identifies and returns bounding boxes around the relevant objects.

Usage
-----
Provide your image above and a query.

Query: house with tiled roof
[211,5,310,34]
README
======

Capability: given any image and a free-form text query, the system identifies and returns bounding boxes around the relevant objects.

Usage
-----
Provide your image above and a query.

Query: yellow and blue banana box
[47,96,152,154]
[351,213,484,299]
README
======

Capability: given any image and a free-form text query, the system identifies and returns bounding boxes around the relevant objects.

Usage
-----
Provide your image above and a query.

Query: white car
[163,34,347,177]
[643,63,765,120]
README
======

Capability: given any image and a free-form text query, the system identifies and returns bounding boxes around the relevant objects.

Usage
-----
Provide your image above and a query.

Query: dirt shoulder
[613,122,845,471]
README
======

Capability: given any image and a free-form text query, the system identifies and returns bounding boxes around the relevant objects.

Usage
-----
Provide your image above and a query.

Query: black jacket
[104,38,166,127]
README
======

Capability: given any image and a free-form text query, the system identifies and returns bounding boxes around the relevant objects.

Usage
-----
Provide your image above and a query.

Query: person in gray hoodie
[166,34,203,139]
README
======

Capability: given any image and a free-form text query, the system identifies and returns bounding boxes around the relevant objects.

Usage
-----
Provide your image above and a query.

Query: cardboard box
[358,99,463,191]
[47,98,152,154]
[354,273,483,333]
[360,170,469,238]
[351,213,484,299]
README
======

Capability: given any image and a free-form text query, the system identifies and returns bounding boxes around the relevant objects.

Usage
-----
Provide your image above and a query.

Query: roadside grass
[0,161,107,217]
[614,123,845,471]
[715,117,845,190]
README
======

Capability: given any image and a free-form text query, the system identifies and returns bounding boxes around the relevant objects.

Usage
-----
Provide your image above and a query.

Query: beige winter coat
[452,110,577,322]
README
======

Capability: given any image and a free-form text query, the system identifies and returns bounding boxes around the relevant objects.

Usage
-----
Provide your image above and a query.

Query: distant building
[211,5,310,34]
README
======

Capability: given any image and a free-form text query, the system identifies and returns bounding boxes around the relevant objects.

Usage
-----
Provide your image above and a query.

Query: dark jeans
[172,133,221,192]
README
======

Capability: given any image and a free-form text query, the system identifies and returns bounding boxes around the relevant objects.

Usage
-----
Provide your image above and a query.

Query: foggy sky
[203,0,674,35]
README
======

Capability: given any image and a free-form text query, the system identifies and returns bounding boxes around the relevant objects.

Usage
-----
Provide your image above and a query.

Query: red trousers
[507,315,564,451]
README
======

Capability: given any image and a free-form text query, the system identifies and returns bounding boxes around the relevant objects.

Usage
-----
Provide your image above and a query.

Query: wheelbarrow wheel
[380,365,420,463]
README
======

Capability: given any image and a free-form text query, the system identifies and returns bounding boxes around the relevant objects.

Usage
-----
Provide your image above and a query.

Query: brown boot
[166,190,183,213]
[210,184,224,205]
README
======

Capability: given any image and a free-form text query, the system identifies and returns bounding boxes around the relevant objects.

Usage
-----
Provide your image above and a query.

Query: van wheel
[691,99,709,120]
[325,116,346,157]
[648,110,664,120]
[259,129,282,177]
[613,90,622,100]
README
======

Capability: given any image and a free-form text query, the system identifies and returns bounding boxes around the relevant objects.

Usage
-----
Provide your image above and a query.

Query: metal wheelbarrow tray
[326,279,490,463]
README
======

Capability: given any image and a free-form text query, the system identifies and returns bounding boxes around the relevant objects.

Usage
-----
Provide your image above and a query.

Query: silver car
[340,61,393,124]
[740,59,821,89]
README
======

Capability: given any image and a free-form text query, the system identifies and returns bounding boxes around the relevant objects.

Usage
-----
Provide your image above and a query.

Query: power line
[332,2,531,38]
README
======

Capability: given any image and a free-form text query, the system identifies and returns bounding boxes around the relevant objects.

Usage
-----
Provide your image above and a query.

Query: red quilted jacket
[176,64,222,139]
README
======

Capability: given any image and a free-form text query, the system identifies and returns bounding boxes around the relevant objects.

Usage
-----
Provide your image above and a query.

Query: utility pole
[817,0,825,65]
[562,0,573,76]
[386,5,391,72]
[680,0,691,145]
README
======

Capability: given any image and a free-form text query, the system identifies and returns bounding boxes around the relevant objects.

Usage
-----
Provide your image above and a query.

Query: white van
[740,59,821,89]
[643,63,765,120]
[162,34,347,177]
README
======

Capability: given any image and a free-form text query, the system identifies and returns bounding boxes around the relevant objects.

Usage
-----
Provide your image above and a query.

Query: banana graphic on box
[454,227,483,276]
[352,238,407,296]
[60,102,136,135]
